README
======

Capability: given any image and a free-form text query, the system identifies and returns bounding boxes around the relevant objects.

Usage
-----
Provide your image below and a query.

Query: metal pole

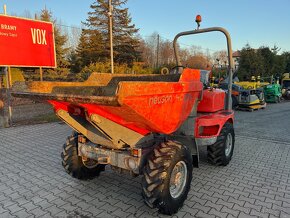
[0,68,4,128]
[108,0,114,74]
[3,4,6,15]
[8,67,12,87]
[40,67,43,81]
[156,34,160,68]
[0,70,2,89]
[2,5,12,126]
[4,67,12,126]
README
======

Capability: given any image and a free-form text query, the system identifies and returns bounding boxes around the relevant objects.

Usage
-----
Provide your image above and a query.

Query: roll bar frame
[173,27,234,110]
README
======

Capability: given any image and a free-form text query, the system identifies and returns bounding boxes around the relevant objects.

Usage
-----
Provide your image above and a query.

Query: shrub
[77,62,153,81]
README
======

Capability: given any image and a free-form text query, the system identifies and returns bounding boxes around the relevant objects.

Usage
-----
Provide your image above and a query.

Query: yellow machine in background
[281,73,290,99]
[234,76,269,89]
[234,76,267,111]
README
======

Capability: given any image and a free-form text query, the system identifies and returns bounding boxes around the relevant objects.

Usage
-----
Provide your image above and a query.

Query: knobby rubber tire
[142,140,193,215]
[207,122,235,166]
[61,132,105,180]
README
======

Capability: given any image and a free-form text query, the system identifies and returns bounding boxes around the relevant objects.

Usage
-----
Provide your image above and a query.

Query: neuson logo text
[149,95,172,106]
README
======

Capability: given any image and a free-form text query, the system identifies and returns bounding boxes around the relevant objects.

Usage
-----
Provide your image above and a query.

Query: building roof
[232,51,241,57]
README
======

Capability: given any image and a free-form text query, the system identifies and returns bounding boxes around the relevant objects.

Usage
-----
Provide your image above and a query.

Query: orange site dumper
[12,18,235,215]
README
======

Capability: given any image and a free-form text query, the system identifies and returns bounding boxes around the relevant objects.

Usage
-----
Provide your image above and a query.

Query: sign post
[0,68,6,127]
[1,5,11,127]
[4,67,12,126]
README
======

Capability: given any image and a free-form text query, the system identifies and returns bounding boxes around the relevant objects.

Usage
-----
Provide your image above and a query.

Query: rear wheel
[142,140,193,215]
[61,132,105,180]
[207,122,235,166]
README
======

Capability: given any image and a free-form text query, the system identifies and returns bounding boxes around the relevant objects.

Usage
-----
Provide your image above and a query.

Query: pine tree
[85,0,141,65]
[39,9,69,68]
[75,29,104,68]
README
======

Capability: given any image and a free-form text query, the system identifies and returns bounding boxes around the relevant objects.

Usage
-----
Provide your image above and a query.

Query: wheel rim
[225,133,233,157]
[169,161,187,199]
[82,157,98,169]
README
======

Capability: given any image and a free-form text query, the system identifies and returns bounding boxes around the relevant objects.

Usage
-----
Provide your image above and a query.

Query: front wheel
[142,140,193,215]
[207,122,235,166]
[61,132,105,180]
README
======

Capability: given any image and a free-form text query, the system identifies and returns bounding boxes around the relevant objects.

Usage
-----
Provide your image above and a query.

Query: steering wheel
[170,65,186,74]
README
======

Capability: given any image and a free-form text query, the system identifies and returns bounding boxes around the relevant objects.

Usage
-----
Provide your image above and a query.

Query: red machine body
[197,88,225,113]
[44,69,233,140]
[13,68,233,141]
[195,111,234,138]
[48,69,203,135]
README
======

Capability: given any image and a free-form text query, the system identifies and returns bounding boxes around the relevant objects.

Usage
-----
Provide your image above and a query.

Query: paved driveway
[0,102,290,217]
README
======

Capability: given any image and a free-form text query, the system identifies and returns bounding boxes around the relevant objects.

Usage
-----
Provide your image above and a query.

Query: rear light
[72,107,82,116]
[68,106,83,116]
[78,135,87,143]
[199,125,219,136]
[131,148,141,157]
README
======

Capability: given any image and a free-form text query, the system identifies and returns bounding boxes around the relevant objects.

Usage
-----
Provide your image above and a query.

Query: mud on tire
[142,140,193,215]
[207,122,235,166]
[61,132,105,180]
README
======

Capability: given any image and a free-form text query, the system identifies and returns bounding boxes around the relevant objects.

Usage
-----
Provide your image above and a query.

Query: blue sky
[0,0,289,53]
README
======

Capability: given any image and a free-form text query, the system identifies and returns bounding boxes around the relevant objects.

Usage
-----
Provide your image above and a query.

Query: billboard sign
[0,15,56,68]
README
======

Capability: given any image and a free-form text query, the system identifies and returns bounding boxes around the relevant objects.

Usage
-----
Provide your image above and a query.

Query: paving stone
[46,205,65,216]
[20,202,39,212]
[96,211,119,218]
[244,201,262,211]
[201,193,219,204]
[60,202,79,213]
[179,205,198,216]
[233,204,250,214]
[250,209,270,218]
[0,204,8,213]
[220,206,239,217]
[0,211,16,218]
[272,204,290,214]
[34,199,54,210]
[227,197,245,207]
[195,210,215,218]
[111,208,131,218]
[188,195,207,206]
[208,208,228,218]
[238,211,256,218]
[255,199,273,209]
[29,207,48,217]
[280,212,290,218]
[11,209,32,218]
[205,201,222,211]
[1,103,290,217]
[5,203,23,214]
